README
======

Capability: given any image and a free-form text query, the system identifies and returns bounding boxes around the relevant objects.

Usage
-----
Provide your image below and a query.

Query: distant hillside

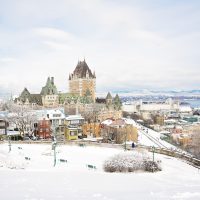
[96,89,200,97]
[0,92,11,100]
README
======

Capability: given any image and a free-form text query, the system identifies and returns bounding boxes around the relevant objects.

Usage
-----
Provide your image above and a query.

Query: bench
[79,143,86,147]
[86,164,97,170]
[25,157,31,160]
[59,159,67,163]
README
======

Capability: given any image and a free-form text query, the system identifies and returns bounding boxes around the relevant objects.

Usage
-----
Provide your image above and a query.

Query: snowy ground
[0,143,200,200]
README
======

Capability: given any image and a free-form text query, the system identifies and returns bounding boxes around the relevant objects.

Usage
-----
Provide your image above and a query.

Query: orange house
[82,122,101,137]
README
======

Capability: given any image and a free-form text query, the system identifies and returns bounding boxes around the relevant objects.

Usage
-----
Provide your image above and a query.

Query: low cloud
[34,27,73,41]
[0,57,16,63]
[0,0,200,94]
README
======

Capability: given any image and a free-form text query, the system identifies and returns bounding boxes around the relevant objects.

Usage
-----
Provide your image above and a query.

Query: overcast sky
[0,0,200,95]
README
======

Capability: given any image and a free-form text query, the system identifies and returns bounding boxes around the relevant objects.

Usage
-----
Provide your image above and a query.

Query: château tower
[69,60,96,102]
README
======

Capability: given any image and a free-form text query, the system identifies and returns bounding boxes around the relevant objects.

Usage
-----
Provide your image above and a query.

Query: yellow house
[64,114,84,140]
[65,127,78,140]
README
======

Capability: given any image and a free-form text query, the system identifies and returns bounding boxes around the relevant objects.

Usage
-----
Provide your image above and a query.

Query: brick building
[36,118,51,139]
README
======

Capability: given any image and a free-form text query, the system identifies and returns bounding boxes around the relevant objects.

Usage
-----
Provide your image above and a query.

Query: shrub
[144,160,162,172]
[0,150,27,169]
[5,154,27,169]
[103,151,162,173]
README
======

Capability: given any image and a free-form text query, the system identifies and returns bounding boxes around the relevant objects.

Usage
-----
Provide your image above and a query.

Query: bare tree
[101,126,114,142]
[6,103,37,136]
[189,126,200,158]
[80,104,100,123]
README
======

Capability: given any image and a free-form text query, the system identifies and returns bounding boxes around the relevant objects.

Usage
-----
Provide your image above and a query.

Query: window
[0,122,6,127]
[70,120,79,125]
[70,131,77,136]
[53,114,61,117]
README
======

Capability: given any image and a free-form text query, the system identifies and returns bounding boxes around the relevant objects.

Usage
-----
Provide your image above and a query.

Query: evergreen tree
[113,94,122,110]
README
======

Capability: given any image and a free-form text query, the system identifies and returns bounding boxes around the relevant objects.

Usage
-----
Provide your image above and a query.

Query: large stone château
[69,59,96,102]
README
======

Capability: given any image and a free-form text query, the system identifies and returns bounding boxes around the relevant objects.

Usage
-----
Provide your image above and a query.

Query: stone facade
[97,109,122,122]
[16,77,59,108]
[69,60,96,102]
[15,88,42,107]
[41,77,59,107]
[64,92,122,123]
[41,94,59,108]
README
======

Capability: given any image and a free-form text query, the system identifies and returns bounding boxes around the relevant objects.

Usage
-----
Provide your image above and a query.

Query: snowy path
[134,122,183,152]
[123,118,177,149]
[139,129,167,148]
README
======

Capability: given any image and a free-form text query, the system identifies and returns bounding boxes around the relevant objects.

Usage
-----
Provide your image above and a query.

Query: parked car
[23,136,31,141]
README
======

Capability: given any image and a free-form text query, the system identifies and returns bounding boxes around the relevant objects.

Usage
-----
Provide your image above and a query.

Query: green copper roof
[40,77,58,95]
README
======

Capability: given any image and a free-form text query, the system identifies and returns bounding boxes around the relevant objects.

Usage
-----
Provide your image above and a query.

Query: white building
[122,98,191,114]
[46,109,65,127]
[65,115,84,126]
[35,109,65,127]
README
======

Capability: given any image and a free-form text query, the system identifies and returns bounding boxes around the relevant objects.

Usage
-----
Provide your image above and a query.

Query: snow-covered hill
[0,143,200,200]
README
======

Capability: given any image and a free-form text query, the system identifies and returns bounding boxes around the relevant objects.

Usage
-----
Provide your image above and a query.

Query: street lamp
[51,126,57,167]
[4,120,11,152]
[124,126,128,151]
[52,140,57,167]
[152,146,155,162]
[8,136,11,152]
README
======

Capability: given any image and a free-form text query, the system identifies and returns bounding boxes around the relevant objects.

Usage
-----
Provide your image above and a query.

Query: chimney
[51,77,54,85]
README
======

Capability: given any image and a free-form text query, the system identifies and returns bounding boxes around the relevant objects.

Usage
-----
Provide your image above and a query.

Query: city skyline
[0,0,200,96]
